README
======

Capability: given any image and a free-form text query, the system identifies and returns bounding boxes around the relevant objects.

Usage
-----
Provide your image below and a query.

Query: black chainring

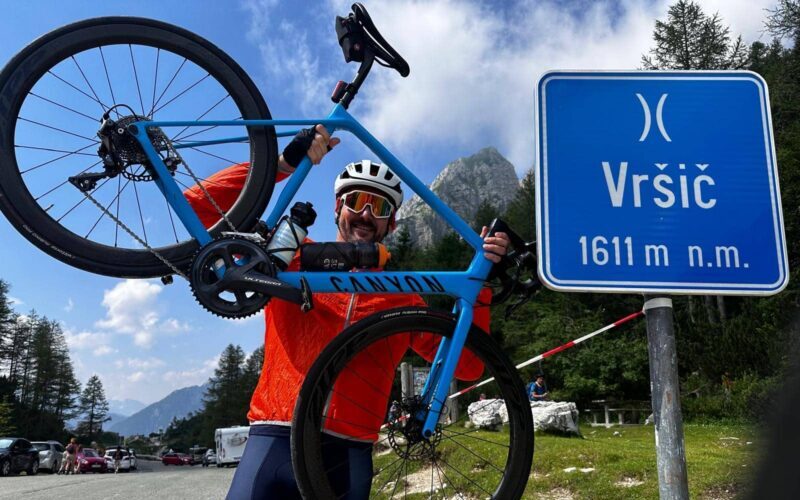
[189,236,275,319]
[386,396,443,461]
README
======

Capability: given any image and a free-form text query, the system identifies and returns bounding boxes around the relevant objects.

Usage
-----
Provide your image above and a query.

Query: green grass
[370,423,761,499]
[527,423,759,499]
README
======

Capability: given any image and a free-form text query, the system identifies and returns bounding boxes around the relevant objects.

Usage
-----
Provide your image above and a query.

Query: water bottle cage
[265,215,305,263]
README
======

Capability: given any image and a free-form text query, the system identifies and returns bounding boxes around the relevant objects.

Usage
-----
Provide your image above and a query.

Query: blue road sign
[535,71,788,295]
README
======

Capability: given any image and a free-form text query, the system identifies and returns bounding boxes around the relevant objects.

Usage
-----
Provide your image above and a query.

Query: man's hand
[279,124,341,172]
[480,226,510,264]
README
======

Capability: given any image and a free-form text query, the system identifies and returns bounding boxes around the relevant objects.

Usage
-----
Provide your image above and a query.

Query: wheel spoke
[183,146,238,167]
[150,57,187,116]
[152,73,210,115]
[132,177,148,245]
[171,93,231,140]
[57,176,113,223]
[151,48,160,117]
[128,44,147,117]
[71,55,108,115]
[98,47,121,119]
[438,432,505,474]
[172,116,242,142]
[47,70,110,110]
[18,117,99,144]
[27,92,98,122]
[115,175,122,247]
[34,160,102,202]
[21,142,99,175]
[16,144,96,156]
[435,453,494,497]
[164,195,179,244]
[86,176,134,239]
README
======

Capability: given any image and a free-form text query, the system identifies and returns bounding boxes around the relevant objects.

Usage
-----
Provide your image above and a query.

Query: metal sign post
[536,71,787,499]
[644,297,689,500]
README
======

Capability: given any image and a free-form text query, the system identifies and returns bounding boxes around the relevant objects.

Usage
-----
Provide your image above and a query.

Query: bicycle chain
[76,130,241,283]
[77,188,189,281]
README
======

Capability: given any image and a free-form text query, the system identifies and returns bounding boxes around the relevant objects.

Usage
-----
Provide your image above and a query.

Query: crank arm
[219,268,305,304]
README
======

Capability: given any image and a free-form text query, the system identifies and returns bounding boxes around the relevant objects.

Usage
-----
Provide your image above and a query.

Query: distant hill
[109,384,208,437]
[109,399,146,417]
[390,147,520,248]
[105,412,127,429]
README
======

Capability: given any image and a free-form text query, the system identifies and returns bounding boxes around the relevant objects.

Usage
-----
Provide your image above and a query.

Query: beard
[339,214,386,243]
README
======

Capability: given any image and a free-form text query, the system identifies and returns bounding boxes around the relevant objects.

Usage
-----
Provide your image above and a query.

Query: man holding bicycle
[186,125,510,499]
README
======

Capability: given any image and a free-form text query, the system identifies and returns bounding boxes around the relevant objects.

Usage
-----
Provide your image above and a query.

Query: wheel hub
[386,396,443,460]
[97,110,180,182]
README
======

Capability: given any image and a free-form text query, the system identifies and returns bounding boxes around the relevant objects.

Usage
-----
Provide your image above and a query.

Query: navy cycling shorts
[225,424,373,500]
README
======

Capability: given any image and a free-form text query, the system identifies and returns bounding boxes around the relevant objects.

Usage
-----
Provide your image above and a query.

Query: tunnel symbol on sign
[636,93,672,142]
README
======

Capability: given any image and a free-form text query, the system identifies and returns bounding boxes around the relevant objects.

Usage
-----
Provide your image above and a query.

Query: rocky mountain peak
[392,147,519,248]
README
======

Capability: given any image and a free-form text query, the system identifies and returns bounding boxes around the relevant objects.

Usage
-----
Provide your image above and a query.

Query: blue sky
[0,0,775,404]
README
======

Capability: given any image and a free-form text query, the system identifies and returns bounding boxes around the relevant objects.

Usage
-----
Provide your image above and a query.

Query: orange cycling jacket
[185,163,491,441]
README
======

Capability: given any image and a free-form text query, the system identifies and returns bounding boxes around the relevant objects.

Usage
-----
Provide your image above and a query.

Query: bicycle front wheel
[0,17,277,278]
[292,307,534,499]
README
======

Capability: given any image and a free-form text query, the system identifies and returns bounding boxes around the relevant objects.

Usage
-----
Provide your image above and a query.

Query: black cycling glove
[281,126,318,169]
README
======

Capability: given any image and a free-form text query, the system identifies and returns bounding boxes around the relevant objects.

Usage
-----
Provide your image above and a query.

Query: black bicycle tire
[291,307,534,499]
[0,17,277,278]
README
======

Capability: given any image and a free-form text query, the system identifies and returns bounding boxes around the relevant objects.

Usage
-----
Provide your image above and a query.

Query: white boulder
[530,401,581,435]
[467,399,505,430]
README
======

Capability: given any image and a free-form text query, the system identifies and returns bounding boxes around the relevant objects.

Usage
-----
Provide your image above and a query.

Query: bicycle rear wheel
[0,17,277,278]
[292,307,534,499]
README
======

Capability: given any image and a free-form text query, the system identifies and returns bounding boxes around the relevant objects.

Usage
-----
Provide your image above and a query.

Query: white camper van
[214,426,249,467]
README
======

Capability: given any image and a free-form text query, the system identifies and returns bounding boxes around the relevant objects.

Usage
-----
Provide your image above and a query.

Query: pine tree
[766,0,800,43]
[0,280,16,375]
[641,0,748,70]
[502,169,536,242]
[388,225,416,270]
[0,397,14,435]
[78,375,110,439]
[472,200,500,232]
[204,345,247,427]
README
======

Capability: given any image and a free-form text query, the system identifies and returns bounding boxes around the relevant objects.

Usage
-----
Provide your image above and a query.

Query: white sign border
[534,70,789,296]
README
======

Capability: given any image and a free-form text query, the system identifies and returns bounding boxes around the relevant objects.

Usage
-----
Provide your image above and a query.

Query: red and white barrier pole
[448,310,644,400]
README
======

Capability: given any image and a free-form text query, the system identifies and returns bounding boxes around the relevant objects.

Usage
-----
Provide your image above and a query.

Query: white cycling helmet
[334,160,403,209]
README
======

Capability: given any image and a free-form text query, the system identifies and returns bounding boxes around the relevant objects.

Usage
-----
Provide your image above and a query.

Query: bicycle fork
[416,298,474,438]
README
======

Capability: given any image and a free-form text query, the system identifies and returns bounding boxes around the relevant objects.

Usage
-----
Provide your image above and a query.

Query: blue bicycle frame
[129,103,494,438]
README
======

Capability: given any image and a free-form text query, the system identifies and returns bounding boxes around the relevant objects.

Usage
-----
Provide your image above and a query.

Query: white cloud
[128,371,146,383]
[245,0,779,173]
[162,355,219,387]
[92,345,116,357]
[8,296,23,306]
[244,0,334,114]
[64,298,74,313]
[65,329,110,350]
[95,279,190,348]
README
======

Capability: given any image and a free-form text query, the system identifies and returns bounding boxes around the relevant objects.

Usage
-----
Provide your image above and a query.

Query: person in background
[60,438,77,475]
[113,446,123,474]
[527,375,549,403]
[73,444,83,474]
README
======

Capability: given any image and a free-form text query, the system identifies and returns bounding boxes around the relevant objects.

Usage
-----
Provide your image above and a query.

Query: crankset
[189,236,312,319]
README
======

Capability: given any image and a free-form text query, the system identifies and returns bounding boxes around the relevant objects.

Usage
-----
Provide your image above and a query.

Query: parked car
[76,448,107,473]
[103,448,137,472]
[161,452,193,466]
[31,441,63,473]
[202,448,216,467]
[0,438,39,476]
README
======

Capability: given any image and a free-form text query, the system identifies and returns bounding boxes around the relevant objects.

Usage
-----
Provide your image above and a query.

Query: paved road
[0,461,235,500]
